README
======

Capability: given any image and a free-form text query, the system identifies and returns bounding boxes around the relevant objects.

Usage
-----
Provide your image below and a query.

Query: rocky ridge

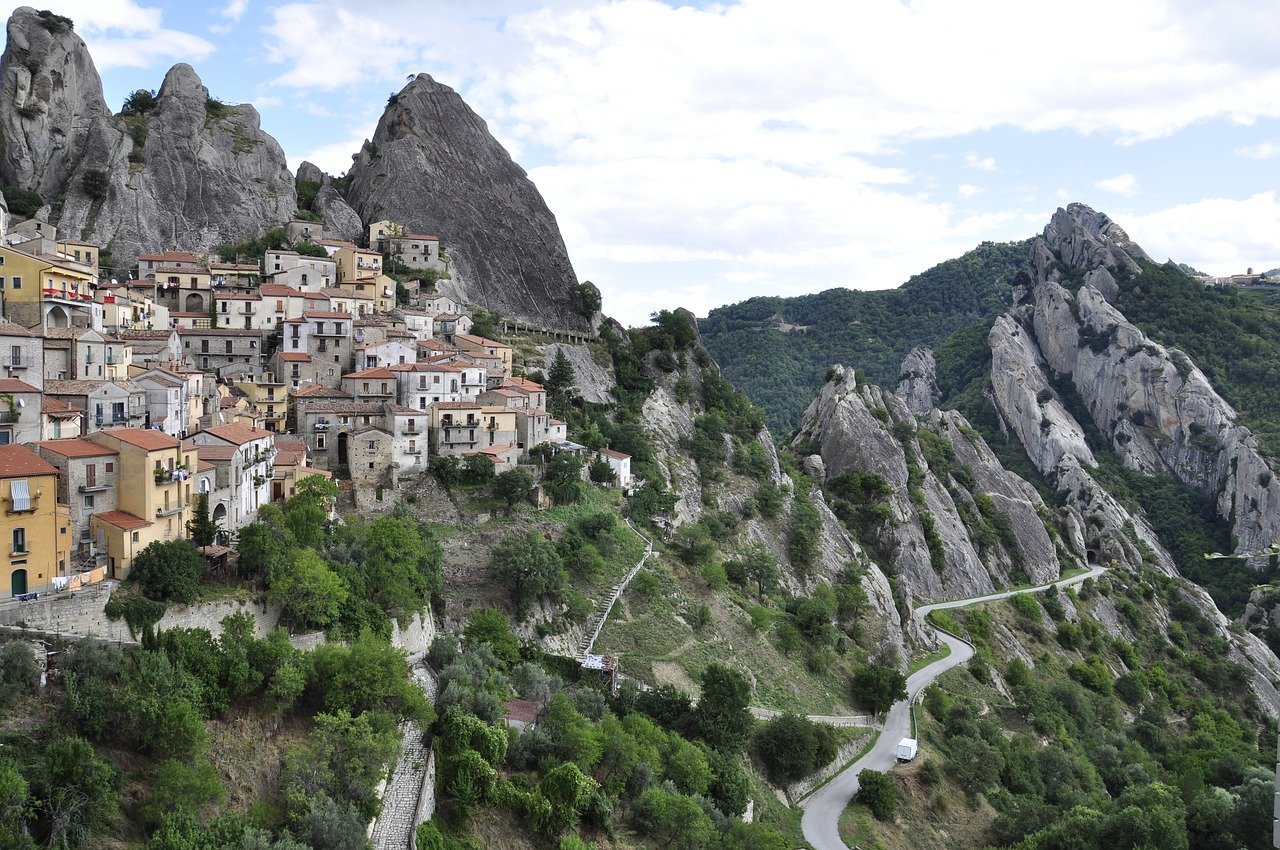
[795,365,1065,605]
[296,159,362,243]
[345,74,589,333]
[895,347,938,414]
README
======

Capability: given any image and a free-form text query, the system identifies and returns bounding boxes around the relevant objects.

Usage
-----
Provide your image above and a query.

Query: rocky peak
[295,160,325,185]
[294,160,362,243]
[895,347,939,414]
[0,6,112,197]
[345,73,589,332]
[1041,202,1150,279]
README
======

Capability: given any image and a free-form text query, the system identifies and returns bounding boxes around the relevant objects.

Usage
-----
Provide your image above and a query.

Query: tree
[754,713,826,785]
[855,769,898,820]
[692,663,753,753]
[547,348,576,394]
[132,540,204,603]
[540,762,598,834]
[545,453,584,504]
[589,456,615,484]
[464,608,521,667]
[577,281,602,318]
[269,549,348,630]
[121,88,158,114]
[490,531,568,618]
[464,453,495,483]
[429,455,461,488]
[725,545,778,600]
[0,641,39,706]
[39,735,118,847]
[852,663,907,716]
[491,468,534,513]
[186,492,220,547]
[141,758,224,828]
[282,710,399,822]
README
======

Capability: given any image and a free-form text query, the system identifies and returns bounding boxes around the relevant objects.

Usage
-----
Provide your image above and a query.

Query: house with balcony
[34,437,119,569]
[0,444,71,599]
[334,245,382,285]
[303,311,355,373]
[264,250,337,289]
[56,239,99,271]
[340,367,399,404]
[45,380,148,433]
[213,291,271,331]
[420,294,461,317]
[0,321,43,388]
[233,373,288,433]
[42,328,130,381]
[145,259,214,315]
[132,369,188,438]
[295,399,420,474]
[392,361,470,411]
[0,378,43,445]
[429,401,484,456]
[391,307,435,340]
[259,283,309,329]
[188,422,275,530]
[177,328,270,374]
[118,329,183,370]
[208,261,261,291]
[0,243,100,330]
[98,286,168,335]
[87,428,197,578]
[355,338,416,370]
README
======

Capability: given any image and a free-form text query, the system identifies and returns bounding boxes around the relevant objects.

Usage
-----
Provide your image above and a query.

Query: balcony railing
[0,411,18,424]
[154,466,191,484]
[403,426,421,435]
[1,357,31,370]
[78,480,112,493]
[156,502,187,518]
[314,421,330,431]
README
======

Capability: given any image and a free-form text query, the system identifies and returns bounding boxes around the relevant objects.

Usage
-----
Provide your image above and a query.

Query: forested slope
[701,240,1030,433]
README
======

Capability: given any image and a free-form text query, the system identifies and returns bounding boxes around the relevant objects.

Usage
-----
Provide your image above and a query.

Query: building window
[12,527,25,554]
[132,531,139,543]
[367,440,375,450]
[84,494,95,508]
[225,341,232,353]
[316,434,326,449]
[11,276,20,289]
[106,462,114,473]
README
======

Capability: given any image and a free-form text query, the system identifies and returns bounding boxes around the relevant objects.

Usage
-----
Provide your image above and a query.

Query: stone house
[391,307,435,340]
[355,339,416,369]
[33,437,119,568]
[117,329,182,369]
[45,380,147,433]
[0,321,43,388]
[41,398,84,440]
[340,367,399,404]
[264,250,337,289]
[213,291,271,331]
[188,423,276,530]
[465,443,520,474]
[178,328,270,374]
[434,313,473,340]
[302,311,355,373]
[0,378,44,444]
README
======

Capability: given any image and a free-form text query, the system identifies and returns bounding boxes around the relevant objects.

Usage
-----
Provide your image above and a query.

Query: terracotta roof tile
[0,444,59,478]
[98,428,182,451]
[94,510,153,530]
[201,422,273,445]
[33,438,117,458]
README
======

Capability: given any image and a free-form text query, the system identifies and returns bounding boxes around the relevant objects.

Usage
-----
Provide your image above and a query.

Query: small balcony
[156,502,187,518]
[153,466,191,485]
[314,421,330,431]
[78,480,112,493]
[403,425,421,435]
[1,356,31,370]
[0,411,18,424]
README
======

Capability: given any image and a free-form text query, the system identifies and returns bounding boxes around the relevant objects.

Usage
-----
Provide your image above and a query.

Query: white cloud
[964,152,997,170]
[1126,192,1280,274]
[1096,173,1139,196]
[220,0,249,21]
[260,0,1280,322]
[293,129,374,176]
[1237,140,1280,159]
[253,94,283,109]
[958,183,982,198]
[40,0,215,69]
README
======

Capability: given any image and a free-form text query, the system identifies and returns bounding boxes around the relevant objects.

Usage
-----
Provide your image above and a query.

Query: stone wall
[0,581,281,642]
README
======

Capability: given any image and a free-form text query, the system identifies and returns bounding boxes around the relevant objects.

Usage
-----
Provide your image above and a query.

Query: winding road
[799,565,1108,850]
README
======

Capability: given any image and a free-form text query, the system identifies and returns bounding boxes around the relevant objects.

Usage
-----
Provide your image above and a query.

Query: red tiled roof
[41,398,83,416]
[278,352,311,362]
[303,311,352,320]
[259,284,301,297]
[34,438,117,458]
[0,444,59,478]
[94,510,152,530]
[600,448,630,460]
[503,699,539,725]
[195,444,237,462]
[98,428,181,451]
[138,251,199,263]
[200,422,273,446]
[0,378,39,393]
[342,367,396,379]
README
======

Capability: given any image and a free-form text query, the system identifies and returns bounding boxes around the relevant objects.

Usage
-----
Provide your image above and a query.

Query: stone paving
[369,662,440,850]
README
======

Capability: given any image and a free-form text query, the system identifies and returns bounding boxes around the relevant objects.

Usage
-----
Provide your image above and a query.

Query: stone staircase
[368,663,440,850]
[576,521,653,659]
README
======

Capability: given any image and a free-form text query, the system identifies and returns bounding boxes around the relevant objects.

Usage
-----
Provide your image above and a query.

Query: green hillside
[700,239,1031,433]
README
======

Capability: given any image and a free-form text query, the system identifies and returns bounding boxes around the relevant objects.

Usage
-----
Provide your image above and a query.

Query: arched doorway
[337,431,349,466]
[45,305,70,328]
[213,503,227,526]
[185,292,205,312]
[10,568,27,597]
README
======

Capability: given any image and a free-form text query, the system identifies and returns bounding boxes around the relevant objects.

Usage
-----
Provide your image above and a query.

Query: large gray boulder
[0,7,113,199]
[296,159,362,243]
[345,74,588,332]
[895,347,939,414]
[55,63,296,265]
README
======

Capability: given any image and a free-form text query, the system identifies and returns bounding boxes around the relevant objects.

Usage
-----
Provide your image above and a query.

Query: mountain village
[0,208,631,604]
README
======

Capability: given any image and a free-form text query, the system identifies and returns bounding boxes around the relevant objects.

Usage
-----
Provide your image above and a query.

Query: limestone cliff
[296,159,362,243]
[895,347,939,414]
[0,11,295,264]
[794,365,1067,605]
[1008,203,1280,556]
[345,74,589,333]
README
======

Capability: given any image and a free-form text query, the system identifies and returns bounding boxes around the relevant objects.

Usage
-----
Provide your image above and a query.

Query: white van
[895,738,918,761]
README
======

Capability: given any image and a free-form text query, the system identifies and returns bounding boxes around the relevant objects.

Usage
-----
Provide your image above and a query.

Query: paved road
[799,566,1108,850]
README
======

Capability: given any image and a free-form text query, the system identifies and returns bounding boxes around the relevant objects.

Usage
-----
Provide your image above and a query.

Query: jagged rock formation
[345,74,588,332]
[0,7,111,198]
[0,10,294,266]
[296,159,362,243]
[795,365,1065,604]
[56,64,295,264]
[994,203,1280,556]
[539,343,615,405]
[895,347,939,414]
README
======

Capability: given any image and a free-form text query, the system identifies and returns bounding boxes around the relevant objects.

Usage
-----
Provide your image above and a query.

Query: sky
[17,0,1280,326]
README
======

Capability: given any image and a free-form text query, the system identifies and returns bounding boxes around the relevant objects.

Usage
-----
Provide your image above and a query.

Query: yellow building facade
[88,428,197,579]
[0,445,71,599]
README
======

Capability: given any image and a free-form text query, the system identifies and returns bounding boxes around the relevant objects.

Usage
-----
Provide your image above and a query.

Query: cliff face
[794,365,1066,604]
[345,74,588,332]
[0,7,112,198]
[0,10,294,266]
[1005,203,1280,555]
[56,64,296,265]
[895,347,939,414]
[296,159,362,243]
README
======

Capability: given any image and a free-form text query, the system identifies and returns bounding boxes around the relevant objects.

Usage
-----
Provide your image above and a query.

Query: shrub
[120,88,158,115]
[855,769,898,819]
[132,540,203,603]
[2,186,43,218]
